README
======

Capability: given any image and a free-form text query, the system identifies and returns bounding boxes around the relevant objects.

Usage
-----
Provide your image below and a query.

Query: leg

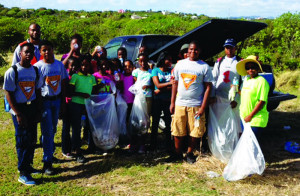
[150,98,162,150]
[62,103,72,155]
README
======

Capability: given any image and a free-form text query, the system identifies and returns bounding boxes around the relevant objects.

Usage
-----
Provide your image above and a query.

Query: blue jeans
[41,98,61,163]
[70,102,86,151]
[12,102,37,175]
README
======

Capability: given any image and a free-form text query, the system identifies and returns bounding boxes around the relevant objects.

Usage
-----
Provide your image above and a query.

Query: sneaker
[165,153,183,163]
[138,145,145,154]
[76,154,87,163]
[43,163,55,176]
[186,152,197,164]
[18,175,36,186]
[62,152,74,159]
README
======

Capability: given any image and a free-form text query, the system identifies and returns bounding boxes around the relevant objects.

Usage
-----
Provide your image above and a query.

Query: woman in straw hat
[236,55,270,137]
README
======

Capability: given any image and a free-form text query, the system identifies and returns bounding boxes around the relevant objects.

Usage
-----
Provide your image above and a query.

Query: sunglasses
[245,66,258,70]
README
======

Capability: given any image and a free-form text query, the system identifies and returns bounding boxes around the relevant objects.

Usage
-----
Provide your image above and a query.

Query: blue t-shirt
[3,63,43,103]
[34,59,68,97]
[151,67,172,100]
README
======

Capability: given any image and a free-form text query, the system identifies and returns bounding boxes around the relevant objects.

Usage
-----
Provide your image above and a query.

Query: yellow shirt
[240,76,270,127]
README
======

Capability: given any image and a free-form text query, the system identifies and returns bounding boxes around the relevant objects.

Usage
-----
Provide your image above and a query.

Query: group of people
[4,23,270,186]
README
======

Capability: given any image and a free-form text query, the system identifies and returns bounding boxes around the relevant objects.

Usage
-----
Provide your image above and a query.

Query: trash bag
[128,83,150,135]
[208,103,239,163]
[85,94,119,150]
[116,92,128,136]
[223,121,265,181]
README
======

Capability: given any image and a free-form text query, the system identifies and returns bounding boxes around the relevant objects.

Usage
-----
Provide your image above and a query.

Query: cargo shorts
[171,105,206,138]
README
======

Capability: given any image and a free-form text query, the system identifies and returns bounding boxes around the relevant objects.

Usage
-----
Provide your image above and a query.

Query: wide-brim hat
[236,55,263,76]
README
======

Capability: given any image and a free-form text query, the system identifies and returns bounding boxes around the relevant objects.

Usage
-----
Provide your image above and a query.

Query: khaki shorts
[171,105,206,138]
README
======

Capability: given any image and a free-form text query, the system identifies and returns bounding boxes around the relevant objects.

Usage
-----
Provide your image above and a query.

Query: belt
[42,93,61,101]
[17,99,36,106]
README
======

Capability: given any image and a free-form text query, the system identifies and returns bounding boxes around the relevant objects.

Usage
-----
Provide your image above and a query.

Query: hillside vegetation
[0,4,299,71]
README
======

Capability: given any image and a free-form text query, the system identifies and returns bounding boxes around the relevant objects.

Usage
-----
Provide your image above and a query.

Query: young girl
[151,52,173,152]
[69,53,97,163]
[130,53,153,154]
[122,60,135,121]
[61,57,79,159]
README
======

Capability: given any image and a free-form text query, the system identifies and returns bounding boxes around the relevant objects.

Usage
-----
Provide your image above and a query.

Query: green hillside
[0,4,299,71]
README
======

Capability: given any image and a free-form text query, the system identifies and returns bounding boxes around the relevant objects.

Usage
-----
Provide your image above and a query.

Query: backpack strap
[12,64,18,86]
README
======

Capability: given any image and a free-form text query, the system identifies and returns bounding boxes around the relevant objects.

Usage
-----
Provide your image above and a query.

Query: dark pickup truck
[104,19,297,111]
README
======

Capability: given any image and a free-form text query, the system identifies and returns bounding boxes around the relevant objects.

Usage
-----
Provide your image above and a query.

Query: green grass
[0,54,300,195]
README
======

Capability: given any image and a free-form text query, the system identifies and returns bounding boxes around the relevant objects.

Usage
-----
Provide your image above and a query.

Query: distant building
[131,14,142,19]
[162,10,169,15]
[118,9,125,13]
[191,15,198,19]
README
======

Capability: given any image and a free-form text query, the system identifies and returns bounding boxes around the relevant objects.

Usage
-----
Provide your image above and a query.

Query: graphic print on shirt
[181,73,197,90]
[97,77,111,93]
[46,75,61,92]
[223,71,231,83]
[18,81,35,100]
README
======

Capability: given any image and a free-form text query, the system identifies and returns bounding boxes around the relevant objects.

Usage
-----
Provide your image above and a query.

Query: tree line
[0,4,299,71]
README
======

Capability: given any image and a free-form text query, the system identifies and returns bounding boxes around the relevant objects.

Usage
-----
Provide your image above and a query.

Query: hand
[16,113,28,128]
[154,89,160,95]
[244,115,253,123]
[170,103,175,114]
[230,101,238,108]
[195,107,204,118]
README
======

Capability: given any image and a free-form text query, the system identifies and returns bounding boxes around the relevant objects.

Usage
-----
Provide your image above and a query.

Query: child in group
[4,43,43,185]
[151,51,173,153]
[130,53,153,154]
[93,59,116,95]
[122,60,135,122]
[110,58,124,92]
[61,57,80,159]
[34,40,68,175]
[69,53,97,163]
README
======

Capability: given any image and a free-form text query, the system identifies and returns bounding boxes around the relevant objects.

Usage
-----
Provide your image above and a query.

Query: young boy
[4,43,43,185]
[170,41,213,164]
[34,40,68,175]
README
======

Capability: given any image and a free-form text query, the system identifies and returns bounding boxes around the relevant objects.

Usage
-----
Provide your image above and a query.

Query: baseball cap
[223,38,237,47]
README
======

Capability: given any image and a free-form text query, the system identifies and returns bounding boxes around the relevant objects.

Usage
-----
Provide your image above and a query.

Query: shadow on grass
[38,147,170,184]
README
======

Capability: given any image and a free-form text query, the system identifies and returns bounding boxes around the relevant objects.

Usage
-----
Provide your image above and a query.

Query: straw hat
[236,55,263,76]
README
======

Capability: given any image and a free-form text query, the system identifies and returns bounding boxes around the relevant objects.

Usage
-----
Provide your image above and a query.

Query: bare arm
[244,100,265,123]
[195,82,212,117]
[152,76,172,89]
[169,80,178,114]
[5,90,27,127]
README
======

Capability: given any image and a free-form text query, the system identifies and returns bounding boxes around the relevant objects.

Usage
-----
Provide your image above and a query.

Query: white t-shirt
[173,58,213,107]
[132,68,152,97]
[211,56,240,101]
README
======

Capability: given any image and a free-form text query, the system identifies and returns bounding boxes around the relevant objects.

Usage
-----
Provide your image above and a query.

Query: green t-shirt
[69,72,96,105]
[240,76,270,127]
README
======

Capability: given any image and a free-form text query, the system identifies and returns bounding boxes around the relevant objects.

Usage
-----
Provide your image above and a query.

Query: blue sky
[1,0,299,18]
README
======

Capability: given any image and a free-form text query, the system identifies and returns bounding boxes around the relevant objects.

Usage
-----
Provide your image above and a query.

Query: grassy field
[0,54,299,195]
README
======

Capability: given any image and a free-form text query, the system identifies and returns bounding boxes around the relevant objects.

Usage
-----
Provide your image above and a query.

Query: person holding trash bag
[236,55,270,137]
[169,41,213,164]
[69,53,97,163]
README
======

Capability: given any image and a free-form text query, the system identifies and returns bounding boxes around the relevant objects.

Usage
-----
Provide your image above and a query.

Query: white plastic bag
[223,121,265,181]
[85,94,119,150]
[116,92,128,136]
[128,83,150,135]
[208,103,239,163]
